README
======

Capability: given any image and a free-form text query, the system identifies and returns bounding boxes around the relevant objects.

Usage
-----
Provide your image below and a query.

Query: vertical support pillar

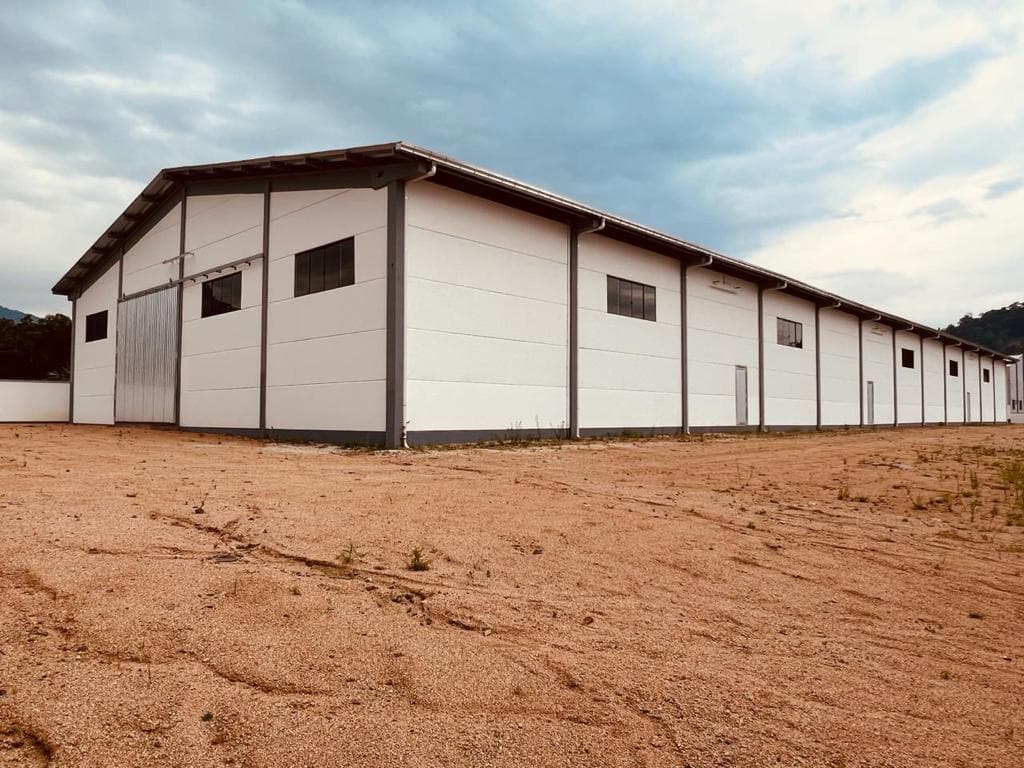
[992,357,998,422]
[858,320,865,427]
[69,296,77,423]
[568,229,579,439]
[892,329,898,428]
[815,304,822,430]
[962,348,967,423]
[385,180,407,449]
[174,193,186,427]
[757,286,765,432]
[259,180,271,437]
[919,335,925,425]
[978,352,984,423]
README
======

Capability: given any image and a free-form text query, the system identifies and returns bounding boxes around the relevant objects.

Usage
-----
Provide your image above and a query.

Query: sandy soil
[1,423,1022,767]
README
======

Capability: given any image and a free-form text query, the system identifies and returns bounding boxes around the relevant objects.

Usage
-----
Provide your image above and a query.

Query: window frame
[294,237,355,298]
[983,368,990,383]
[606,275,656,322]
[901,348,915,369]
[776,317,803,349]
[84,310,108,343]
[201,272,243,319]
[949,359,959,377]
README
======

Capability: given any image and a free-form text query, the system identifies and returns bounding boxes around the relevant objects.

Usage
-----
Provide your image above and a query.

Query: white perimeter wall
[763,292,816,426]
[73,261,118,424]
[578,235,680,430]
[895,330,923,424]
[0,381,69,422]
[687,267,758,428]
[922,338,946,423]
[122,202,181,296]
[180,193,264,429]
[819,309,860,426]
[405,183,569,434]
[861,322,894,425]
[266,187,387,432]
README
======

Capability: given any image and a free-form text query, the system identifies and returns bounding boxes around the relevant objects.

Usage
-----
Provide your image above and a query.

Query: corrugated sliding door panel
[116,287,178,423]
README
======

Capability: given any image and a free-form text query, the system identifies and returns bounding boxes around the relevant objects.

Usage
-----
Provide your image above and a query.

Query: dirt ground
[1,423,1022,767]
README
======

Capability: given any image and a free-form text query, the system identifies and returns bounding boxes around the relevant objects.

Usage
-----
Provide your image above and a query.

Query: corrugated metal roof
[52,141,1014,360]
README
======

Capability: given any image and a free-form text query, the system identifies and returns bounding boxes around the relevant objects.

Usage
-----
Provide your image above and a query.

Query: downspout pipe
[568,217,605,439]
[815,300,841,430]
[758,280,787,432]
[682,254,713,434]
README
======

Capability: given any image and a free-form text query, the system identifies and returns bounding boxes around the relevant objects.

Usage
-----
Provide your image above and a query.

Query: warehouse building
[52,142,1013,447]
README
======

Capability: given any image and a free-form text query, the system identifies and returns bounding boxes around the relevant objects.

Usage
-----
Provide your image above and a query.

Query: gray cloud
[911,197,979,223]
[985,178,1024,199]
[0,0,1008,315]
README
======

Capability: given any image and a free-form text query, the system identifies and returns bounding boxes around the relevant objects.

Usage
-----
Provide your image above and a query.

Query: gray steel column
[858,320,864,427]
[259,180,271,436]
[815,304,822,430]
[978,351,984,423]
[174,193,186,427]
[892,329,898,427]
[385,180,407,449]
[69,297,77,423]
[992,356,998,422]
[569,229,579,439]
[757,286,765,431]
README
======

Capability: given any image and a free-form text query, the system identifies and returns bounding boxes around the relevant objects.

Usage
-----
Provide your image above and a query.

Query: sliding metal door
[115,288,178,423]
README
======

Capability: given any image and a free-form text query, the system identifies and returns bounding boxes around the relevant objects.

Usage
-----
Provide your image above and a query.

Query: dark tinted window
[201,273,242,318]
[949,360,959,377]
[983,368,990,383]
[294,237,355,298]
[777,318,803,348]
[901,348,915,368]
[607,275,656,321]
[84,310,107,342]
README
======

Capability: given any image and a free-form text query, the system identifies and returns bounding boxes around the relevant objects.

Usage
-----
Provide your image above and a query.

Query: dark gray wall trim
[173,194,186,427]
[409,427,571,446]
[962,348,967,422]
[942,344,948,422]
[680,262,689,433]
[186,179,267,197]
[385,180,406,449]
[181,426,385,446]
[69,297,76,423]
[892,330,898,427]
[259,180,271,435]
[919,335,925,425]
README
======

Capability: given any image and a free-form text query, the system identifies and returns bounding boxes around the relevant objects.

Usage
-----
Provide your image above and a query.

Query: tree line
[944,301,1024,355]
[0,314,71,380]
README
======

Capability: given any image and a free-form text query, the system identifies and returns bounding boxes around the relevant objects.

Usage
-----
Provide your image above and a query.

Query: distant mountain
[0,305,26,321]
[945,301,1024,355]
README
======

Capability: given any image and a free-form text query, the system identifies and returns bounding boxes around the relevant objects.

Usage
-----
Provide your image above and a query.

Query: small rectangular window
[607,275,656,321]
[949,360,959,377]
[983,368,990,383]
[294,237,355,298]
[84,310,107,342]
[776,317,803,348]
[901,348,915,368]
[201,273,242,318]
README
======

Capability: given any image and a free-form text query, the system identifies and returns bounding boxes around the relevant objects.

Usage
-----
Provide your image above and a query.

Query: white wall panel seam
[411,224,568,267]
[268,225,386,263]
[409,275,567,307]
[407,327,566,348]
[269,327,384,348]
[269,188,353,222]
[268,277,385,305]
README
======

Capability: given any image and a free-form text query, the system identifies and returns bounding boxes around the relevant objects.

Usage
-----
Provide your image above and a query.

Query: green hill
[0,305,25,321]
[944,302,1024,354]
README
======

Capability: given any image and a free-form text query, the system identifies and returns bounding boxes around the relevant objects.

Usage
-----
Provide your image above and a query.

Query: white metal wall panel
[964,351,981,422]
[921,338,946,422]
[994,361,1008,422]
[944,346,965,422]
[894,330,923,424]
[763,292,816,426]
[687,267,759,428]
[0,381,70,422]
[178,192,264,429]
[578,234,679,430]
[121,202,181,296]
[115,287,178,423]
[73,261,118,424]
[405,183,569,433]
[266,187,387,431]
[818,308,860,426]
[862,322,894,425]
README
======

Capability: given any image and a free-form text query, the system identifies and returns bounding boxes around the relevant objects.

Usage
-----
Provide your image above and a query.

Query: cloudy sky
[1,0,1021,326]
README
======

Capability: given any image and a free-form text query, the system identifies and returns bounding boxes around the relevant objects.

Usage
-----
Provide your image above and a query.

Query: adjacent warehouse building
[1008,355,1024,424]
[52,142,1013,447]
